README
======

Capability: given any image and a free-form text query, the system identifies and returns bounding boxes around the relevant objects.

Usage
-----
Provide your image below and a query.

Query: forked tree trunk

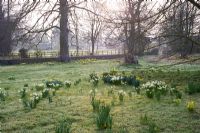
[59,0,70,62]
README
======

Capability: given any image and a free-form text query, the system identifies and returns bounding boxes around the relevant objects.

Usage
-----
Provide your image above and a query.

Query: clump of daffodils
[31,92,41,101]
[141,81,167,89]
[118,90,126,102]
[52,83,62,90]
[26,92,42,109]
[42,88,50,98]
[111,76,123,85]
[89,73,99,86]
[141,81,168,100]
[35,83,45,91]
[18,87,27,98]
[64,80,71,88]
[187,100,195,112]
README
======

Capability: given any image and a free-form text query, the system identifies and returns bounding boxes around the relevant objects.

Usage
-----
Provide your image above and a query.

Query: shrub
[19,48,28,58]
[96,104,112,130]
[34,50,43,58]
[55,118,72,133]
[64,80,71,88]
[187,101,195,112]
[186,82,200,95]
[35,84,45,91]
[0,88,7,101]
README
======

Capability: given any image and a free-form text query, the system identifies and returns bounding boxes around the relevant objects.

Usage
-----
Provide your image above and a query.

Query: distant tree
[85,1,106,55]
[70,8,80,56]
[161,1,198,57]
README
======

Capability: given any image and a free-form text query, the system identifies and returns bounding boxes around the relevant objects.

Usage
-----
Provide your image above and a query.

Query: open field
[0,58,200,133]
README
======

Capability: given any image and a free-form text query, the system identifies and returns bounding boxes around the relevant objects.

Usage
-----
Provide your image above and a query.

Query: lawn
[0,58,200,133]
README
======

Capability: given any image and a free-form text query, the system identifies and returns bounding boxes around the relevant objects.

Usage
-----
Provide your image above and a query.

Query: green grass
[0,59,200,133]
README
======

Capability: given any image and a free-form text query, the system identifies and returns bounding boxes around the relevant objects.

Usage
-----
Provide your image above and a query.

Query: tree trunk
[125,0,138,64]
[75,28,79,56]
[59,0,70,62]
[91,38,95,55]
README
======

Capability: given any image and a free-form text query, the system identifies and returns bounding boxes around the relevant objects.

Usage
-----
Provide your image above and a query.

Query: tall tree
[123,0,150,63]
[161,1,198,57]
[59,0,70,61]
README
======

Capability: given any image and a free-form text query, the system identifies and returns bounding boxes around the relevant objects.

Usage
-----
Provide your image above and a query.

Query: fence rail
[0,50,124,59]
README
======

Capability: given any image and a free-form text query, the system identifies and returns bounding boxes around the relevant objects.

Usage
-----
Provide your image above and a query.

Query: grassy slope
[0,59,200,133]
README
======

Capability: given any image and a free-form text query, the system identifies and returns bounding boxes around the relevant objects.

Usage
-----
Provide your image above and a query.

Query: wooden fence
[0,50,124,65]
[0,50,124,59]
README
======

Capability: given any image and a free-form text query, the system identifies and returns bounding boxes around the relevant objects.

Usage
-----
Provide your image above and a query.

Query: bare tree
[70,8,80,56]
[160,1,199,58]
[0,0,87,61]
[85,1,106,55]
